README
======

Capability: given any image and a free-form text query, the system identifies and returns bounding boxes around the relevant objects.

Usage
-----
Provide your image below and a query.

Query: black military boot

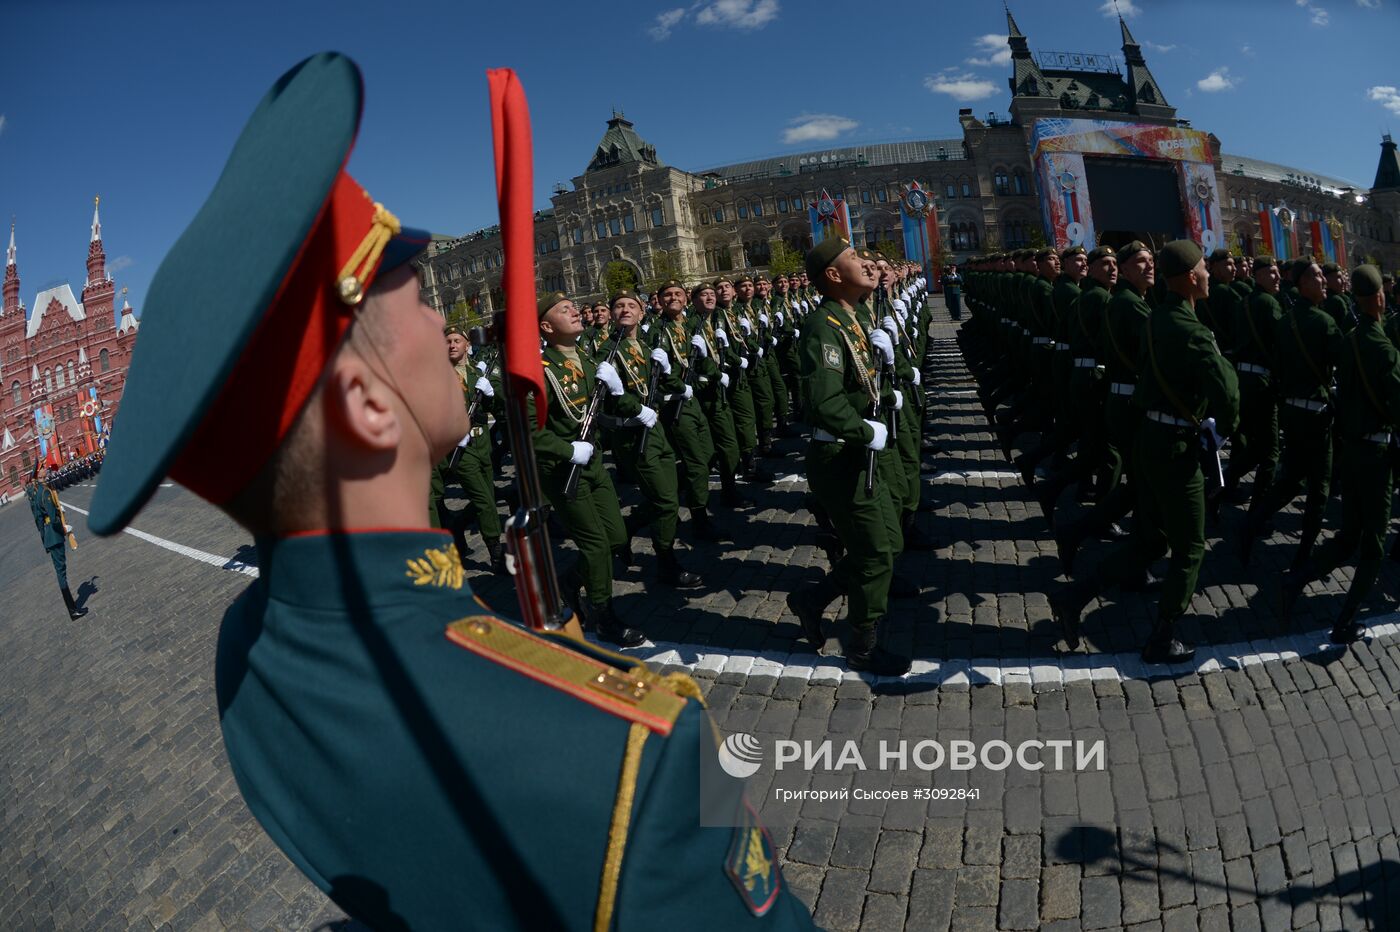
[613,539,636,571]
[1141,616,1195,664]
[1278,567,1307,629]
[1329,604,1363,645]
[484,536,508,576]
[1119,568,1162,593]
[1236,515,1261,568]
[657,547,703,589]
[62,586,87,621]
[889,571,921,598]
[1048,580,1093,649]
[757,427,777,458]
[690,505,723,542]
[720,471,752,508]
[593,600,645,648]
[787,576,841,650]
[901,513,939,551]
[1055,525,1083,576]
[844,624,911,677]
[775,416,796,439]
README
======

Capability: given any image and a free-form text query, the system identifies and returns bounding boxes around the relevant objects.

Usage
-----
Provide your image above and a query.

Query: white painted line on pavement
[930,470,1020,482]
[60,501,260,578]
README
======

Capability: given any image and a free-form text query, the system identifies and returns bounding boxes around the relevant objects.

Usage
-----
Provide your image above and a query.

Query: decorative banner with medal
[1029,118,1223,252]
[897,181,942,291]
[79,386,104,456]
[808,189,853,246]
[1309,218,1346,268]
[1258,203,1299,261]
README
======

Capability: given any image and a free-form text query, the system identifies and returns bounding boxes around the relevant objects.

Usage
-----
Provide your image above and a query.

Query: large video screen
[1084,156,1185,245]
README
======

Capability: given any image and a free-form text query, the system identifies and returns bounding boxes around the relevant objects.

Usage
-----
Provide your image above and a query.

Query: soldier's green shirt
[532,345,640,467]
[1030,276,1055,338]
[1272,297,1343,404]
[797,298,881,446]
[1068,279,1110,361]
[1051,275,1082,345]
[1203,282,1242,354]
[1134,292,1240,436]
[1337,316,1400,441]
[1233,289,1284,375]
[1322,292,1353,333]
[1100,282,1152,385]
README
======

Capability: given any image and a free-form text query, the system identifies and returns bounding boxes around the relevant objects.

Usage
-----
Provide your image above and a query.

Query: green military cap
[609,288,641,307]
[538,291,569,319]
[88,53,431,536]
[1115,240,1151,264]
[1034,249,1055,261]
[733,273,753,285]
[1353,264,1383,296]
[689,281,715,298]
[657,278,687,292]
[1252,255,1276,270]
[1321,261,1340,275]
[1158,240,1204,278]
[1059,246,1086,262]
[712,275,733,287]
[805,236,851,281]
[445,324,467,337]
[753,272,769,283]
[1207,248,1233,265]
[1086,245,1115,263]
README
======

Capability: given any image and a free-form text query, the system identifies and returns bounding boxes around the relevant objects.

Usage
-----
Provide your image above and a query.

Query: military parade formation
[960,244,1400,658]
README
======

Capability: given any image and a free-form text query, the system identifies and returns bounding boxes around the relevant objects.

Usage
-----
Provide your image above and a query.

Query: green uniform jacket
[1322,292,1354,333]
[1272,298,1343,405]
[1233,290,1284,384]
[1070,279,1110,364]
[33,481,66,550]
[533,345,640,468]
[798,299,880,446]
[215,531,813,932]
[1203,282,1241,354]
[1338,316,1400,439]
[1135,293,1240,437]
[1051,276,1082,346]
[1100,282,1151,388]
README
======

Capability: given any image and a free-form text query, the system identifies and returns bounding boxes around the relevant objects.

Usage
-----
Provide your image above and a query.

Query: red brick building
[0,199,139,495]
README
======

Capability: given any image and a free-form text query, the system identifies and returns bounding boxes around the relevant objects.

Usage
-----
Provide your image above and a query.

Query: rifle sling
[1145,318,1201,429]
[1287,308,1330,400]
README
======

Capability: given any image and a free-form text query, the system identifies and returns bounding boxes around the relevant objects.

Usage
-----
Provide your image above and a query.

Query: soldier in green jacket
[1222,256,1283,505]
[732,275,776,457]
[1238,259,1343,569]
[534,293,643,645]
[716,277,764,477]
[29,468,88,620]
[607,290,703,589]
[688,282,749,508]
[1231,262,1255,301]
[1020,247,1086,507]
[1321,262,1355,332]
[1282,265,1399,644]
[786,238,909,676]
[650,280,720,540]
[1201,250,1240,354]
[754,274,792,436]
[1052,241,1240,663]
[88,53,814,931]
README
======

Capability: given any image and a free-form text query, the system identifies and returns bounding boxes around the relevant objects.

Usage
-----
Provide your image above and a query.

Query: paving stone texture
[1,299,1398,930]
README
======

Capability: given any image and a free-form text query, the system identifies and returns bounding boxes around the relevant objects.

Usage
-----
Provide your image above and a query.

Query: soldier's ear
[325,354,401,454]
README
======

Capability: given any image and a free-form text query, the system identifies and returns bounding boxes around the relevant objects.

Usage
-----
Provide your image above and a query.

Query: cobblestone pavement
[1,298,1398,930]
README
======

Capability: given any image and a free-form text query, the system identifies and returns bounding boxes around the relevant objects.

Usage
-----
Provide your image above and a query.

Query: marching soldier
[1222,256,1283,506]
[1281,265,1399,645]
[89,53,812,930]
[581,300,614,357]
[754,274,792,437]
[1322,262,1355,332]
[1051,241,1239,664]
[787,239,909,676]
[1238,259,1343,570]
[715,276,764,477]
[607,290,703,588]
[733,275,777,456]
[688,281,749,507]
[428,325,507,573]
[1200,250,1239,352]
[28,465,87,620]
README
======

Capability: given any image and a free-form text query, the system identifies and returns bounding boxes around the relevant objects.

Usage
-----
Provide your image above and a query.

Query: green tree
[603,260,640,296]
[875,239,905,261]
[1027,225,1048,250]
[646,248,685,293]
[768,238,803,277]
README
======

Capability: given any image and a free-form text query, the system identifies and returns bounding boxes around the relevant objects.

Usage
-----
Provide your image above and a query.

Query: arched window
[1013,170,1028,195]
[737,199,749,220]
[994,170,1010,196]
[8,464,17,489]
[55,365,65,390]
[743,239,772,267]
[10,380,20,405]
[100,349,111,373]
[67,361,75,385]
[44,369,52,393]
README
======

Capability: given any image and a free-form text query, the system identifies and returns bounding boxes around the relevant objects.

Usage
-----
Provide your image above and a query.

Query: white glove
[893,389,904,411]
[739,317,753,335]
[759,314,769,327]
[474,377,494,397]
[642,323,650,334]
[720,372,731,388]
[897,307,909,324]
[864,420,888,451]
[770,337,778,348]
[715,328,729,348]
[636,406,659,428]
[739,357,749,370]
[690,334,708,358]
[476,360,489,373]
[791,300,802,313]
[650,347,672,375]
[892,298,908,314]
[801,299,811,312]
[570,441,594,465]
[1202,416,1227,447]
[775,311,784,326]
[757,347,765,359]
[870,328,895,366]
[881,316,901,343]
[595,361,624,396]
[912,369,922,386]
[455,431,473,448]
[683,384,694,400]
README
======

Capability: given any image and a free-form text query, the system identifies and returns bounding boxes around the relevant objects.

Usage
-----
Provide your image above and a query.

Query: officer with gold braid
[87,54,811,931]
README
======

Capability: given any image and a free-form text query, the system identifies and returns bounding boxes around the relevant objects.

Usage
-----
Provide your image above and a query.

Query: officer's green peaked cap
[88,53,430,536]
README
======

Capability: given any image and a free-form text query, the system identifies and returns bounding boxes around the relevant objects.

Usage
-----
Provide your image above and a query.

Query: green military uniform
[1239,268,1343,569]
[715,284,761,469]
[1224,261,1283,501]
[1053,242,1240,663]
[649,297,717,528]
[88,55,811,930]
[688,287,746,506]
[430,342,506,571]
[1285,266,1400,643]
[30,477,87,619]
[1202,250,1240,354]
[1096,252,1153,512]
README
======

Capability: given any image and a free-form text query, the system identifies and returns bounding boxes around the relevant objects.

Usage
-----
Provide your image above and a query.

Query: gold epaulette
[826,314,842,327]
[445,616,692,736]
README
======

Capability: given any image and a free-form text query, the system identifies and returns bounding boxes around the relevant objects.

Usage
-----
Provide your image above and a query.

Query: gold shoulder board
[825,315,842,328]
[446,616,688,736]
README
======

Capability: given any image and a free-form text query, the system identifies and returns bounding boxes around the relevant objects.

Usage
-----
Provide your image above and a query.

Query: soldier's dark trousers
[728,379,759,456]
[1296,440,1393,619]
[1059,397,1137,545]
[664,399,715,509]
[1089,421,1206,622]
[48,544,69,590]
[1224,372,1278,496]
[702,395,742,482]
[617,429,681,550]
[543,460,627,609]
[1246,407,1332,567]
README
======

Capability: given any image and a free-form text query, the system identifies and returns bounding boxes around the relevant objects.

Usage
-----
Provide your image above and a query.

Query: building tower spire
[86,194,108,289]
[1005,5,1045,101]
[1119,14,1173,120]
[3,219,19,318]
[1373,133,1400,191]
[91,195,102,242]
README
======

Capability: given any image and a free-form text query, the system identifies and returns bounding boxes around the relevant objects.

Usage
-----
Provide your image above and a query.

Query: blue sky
[1,0,1396,322]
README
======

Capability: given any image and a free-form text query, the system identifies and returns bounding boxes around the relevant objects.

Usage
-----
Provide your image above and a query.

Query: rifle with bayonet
[563,329,625,501]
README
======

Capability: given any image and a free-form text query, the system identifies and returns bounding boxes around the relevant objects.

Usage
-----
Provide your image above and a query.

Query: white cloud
[648,7,686,40]
[1296,0,1330,24]
[1146,41,1176,53]
[109,255,133,274]
[0,114,6,138]
[1368,85,1400,115]
[924,73,1000,102]
[1240,45,1255,56]
[695,0,779,29]
[966,33,1012,67]
[1196,67,1238,93]
[1100,0,1141,16]
[782,113,858,144]
[1357,0,1380,8]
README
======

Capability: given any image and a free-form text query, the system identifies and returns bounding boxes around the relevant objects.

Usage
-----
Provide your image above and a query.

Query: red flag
[487,68,547,427]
